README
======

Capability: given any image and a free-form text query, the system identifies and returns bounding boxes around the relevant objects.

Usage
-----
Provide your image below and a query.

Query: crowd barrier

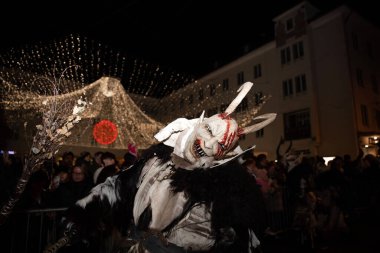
[1,207,67,253]
[0,186,371,253]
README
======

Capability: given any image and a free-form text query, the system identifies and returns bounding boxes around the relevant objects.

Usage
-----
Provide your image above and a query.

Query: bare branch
[0,71,88,225]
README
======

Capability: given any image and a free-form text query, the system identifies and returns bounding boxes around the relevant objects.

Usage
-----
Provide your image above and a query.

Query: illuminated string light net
[0,34,271,154]
[0,34,194,98]
[0,75,165,152]
[0,34,187,152]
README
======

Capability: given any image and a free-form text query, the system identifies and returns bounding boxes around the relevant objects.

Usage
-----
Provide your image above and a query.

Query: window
[286,18,294,32]
[293,41,304,59]
[256,129,264,138]
[242,98,249,111]
[357,68,363,87]
[367,41,373,59]
[222,78,229,91]
[371,74,378,94]
[237,71,245,85]
[361,105,369,126]
[352,33,358,50]
[281,47,291,65]
[188,94,193,104]
[295,74,307,93]
[210,83,216,96]
[236,98,248,112]
[376,110,380,129]
[282,79,293,97]
[254,64,262,79]
[254,91,263,106]
[284,109,311,140]
[199,89,204,100]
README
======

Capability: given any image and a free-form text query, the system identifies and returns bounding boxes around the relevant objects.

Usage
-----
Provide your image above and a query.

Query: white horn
[241,113,277,135]
[224,82,253,116]
[194,110,205,127]
[198,110,205,124]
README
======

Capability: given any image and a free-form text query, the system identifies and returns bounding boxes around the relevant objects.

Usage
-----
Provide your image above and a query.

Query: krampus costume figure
[50,82,277,253]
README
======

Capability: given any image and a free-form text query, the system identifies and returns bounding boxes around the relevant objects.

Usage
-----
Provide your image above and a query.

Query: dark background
[1,0,379,78]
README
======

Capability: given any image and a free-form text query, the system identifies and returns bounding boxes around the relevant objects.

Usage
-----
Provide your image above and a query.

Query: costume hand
[62,221,84,245]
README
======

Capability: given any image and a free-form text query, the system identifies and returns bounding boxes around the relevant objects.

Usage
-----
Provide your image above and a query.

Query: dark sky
[1,0,379,78]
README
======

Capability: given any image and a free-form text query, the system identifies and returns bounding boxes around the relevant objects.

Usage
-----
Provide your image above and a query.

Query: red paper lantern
[93,120,118,145]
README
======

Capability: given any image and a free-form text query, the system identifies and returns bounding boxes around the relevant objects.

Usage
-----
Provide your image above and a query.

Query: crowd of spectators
[0,144,379,252]
[0,148,138,210]
[242,147,380,251]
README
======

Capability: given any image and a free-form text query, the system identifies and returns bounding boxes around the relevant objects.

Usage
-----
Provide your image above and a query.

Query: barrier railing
[1,207,67,253]
[0,187,372,253]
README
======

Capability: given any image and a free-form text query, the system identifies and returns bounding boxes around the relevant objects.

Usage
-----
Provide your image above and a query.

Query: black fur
[170,160,266,252]
[139,143,174,164]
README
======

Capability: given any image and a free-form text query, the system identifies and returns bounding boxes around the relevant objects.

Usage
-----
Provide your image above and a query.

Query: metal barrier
[2,197,297,253]
[1,189,371,253]
[1,207,67,253]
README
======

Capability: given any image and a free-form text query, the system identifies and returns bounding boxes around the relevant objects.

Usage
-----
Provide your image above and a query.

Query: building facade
[144,1,380,160]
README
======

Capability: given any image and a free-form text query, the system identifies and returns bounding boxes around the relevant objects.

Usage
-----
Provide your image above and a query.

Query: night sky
[1,0,379,78]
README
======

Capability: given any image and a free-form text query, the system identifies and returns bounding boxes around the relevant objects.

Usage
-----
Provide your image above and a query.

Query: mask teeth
[193,140,206,158]
[195,142,206,157]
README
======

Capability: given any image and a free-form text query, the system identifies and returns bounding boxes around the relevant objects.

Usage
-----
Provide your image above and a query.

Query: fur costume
[55,82,276,253]
[63,144,266,253]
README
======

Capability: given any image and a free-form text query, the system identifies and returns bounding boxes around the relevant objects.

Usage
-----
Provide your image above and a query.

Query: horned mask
[154,82,276,169]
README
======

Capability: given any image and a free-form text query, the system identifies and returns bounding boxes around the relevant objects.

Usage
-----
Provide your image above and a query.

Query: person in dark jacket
[51,161,93,207]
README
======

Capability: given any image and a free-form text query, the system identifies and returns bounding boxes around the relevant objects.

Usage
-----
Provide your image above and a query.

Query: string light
[0,76,165,151]
[0,34,194,151]
[0,33,269,153]
[0,34,194,98]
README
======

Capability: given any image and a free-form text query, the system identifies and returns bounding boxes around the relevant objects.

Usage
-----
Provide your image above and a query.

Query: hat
[128,143,138,157]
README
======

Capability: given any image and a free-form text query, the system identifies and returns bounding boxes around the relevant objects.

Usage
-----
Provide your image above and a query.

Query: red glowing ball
[93,120,118,145]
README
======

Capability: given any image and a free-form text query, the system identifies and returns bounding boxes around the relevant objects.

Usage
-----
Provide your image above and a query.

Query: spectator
[87,151,103,179]
[50,170,70,191]
[93,151,118,185]
[256,153,269,169]
[57,151,75,174]
[17,169,50,210]
[76,151,93,176]
[121,144,138,170]
[50,161,93,207]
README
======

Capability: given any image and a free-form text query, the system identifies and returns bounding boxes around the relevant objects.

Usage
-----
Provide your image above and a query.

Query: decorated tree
[0,74,88,225]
